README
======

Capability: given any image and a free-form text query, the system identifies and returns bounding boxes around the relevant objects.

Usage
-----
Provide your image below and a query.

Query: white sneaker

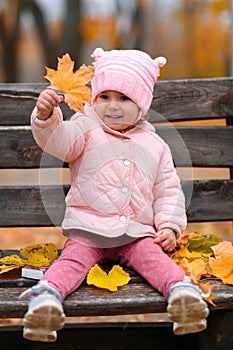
[167,276,209,335]
[20,281,65,342]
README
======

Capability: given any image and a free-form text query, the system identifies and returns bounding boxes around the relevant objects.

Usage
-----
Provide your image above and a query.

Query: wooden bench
[0,78,233,349]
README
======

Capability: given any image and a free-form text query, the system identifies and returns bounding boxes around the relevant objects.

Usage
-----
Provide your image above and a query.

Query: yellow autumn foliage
[87,264,131,292]
[44,53,94,112]
[0,243,58,275]
[20,243,58,267]
[170,232,233,302]
[0,254,27,267]
[211,241,233,257]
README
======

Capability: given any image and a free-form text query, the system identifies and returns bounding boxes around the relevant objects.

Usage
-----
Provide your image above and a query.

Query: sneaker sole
[167,292,209,323]
[23,304,65,331]
[23,327,57,342]
[173,319,207,335]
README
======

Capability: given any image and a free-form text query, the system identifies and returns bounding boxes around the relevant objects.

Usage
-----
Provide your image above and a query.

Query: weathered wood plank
[0,280,231,319]
[151,77,233,122]
[0,83,73,125]
[158,126,233,167]
[0,128,63,168]
[0,180,232,226]
[1,78,233,125]
[0,185,67,226]
[183,179,233,222]
[1,126,232,168]
[0,284,166,318]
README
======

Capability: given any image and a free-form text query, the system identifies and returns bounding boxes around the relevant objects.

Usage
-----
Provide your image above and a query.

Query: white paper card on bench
[21,267,47,280]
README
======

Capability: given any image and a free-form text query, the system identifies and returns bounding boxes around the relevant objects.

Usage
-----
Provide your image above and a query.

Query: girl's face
[94,90,140,131]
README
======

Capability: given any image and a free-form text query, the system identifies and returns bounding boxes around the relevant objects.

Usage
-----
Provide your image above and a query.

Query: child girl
[21,48,209,342]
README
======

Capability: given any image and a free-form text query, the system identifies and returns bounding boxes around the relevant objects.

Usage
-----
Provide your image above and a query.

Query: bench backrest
[0,78,232,229]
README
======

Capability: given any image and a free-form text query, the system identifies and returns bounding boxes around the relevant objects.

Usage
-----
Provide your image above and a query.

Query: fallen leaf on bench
[209,255,233,280]
[0,265,20,274]
[186,258,209,278]
[211,241,233,257]
[0,254,27,267]
[177,246,203,259]
[86,264,131,292]
[186,234,223,255]
[0,243,58,276]
[20,243,58,267]
[45,53,94,112]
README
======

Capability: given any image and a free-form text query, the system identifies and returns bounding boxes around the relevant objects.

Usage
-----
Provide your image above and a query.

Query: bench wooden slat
[0,179,232,226]
[1,126,232,168]
[183,179,233,222]
[151,77,233,122]
[158,126,233,167]
[1,78,233,125]
[0,284,166,319]
[0,128,63,169]
[0,185,67,226]
[0,84,72,126]
[0,280,231,319]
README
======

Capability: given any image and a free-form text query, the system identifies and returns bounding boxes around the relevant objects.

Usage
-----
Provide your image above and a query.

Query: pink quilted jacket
[31,106,187,239]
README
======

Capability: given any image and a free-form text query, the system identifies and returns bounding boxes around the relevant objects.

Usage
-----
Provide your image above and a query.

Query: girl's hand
[36,89,63,120]
[153,228,177,252]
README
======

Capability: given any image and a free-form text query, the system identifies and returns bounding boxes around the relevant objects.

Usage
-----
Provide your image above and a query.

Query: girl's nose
[108,99,119,109]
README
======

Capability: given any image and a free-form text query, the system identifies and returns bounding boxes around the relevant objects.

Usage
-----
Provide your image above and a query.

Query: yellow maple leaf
[178,246,203,259]
[209,255,233,279]
[0,265,21,275]
[44,53,94,112]
[0,243,58,276]
[221,274,233,285]
[20,243,58,268]
[211,241,233,257]
[20,243,58,260]
[87,264,131,292]
[0,254,26,267]
[188,258,208,279]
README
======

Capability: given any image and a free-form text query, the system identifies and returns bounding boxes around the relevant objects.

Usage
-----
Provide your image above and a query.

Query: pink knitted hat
[91,47,166,115]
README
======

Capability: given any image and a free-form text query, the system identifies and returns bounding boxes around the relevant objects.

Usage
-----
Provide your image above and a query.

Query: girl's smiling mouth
[105,115,123,120]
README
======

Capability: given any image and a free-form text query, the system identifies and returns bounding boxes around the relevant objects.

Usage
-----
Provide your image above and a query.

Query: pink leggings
[41,236,184,301]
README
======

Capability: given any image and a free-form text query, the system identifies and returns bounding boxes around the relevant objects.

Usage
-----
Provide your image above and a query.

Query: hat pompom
[91,48,105,60]
[154,56,167,68]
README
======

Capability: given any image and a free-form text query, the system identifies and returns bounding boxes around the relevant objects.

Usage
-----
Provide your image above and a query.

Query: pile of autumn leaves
[169,232,233,304]
[172,232,233,286]
[170,232,233,284]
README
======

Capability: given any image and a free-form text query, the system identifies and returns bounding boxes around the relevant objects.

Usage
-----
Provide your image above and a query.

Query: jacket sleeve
[31,106,86,162]
[152,143,187,237]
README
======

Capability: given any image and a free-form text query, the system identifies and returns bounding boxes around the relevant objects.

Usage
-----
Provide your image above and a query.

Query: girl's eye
[120,95,130,101]
[99,94,108,100]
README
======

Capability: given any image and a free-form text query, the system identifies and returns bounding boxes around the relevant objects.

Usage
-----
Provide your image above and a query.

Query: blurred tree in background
[0,0,231,82]
[175,0,230,77]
